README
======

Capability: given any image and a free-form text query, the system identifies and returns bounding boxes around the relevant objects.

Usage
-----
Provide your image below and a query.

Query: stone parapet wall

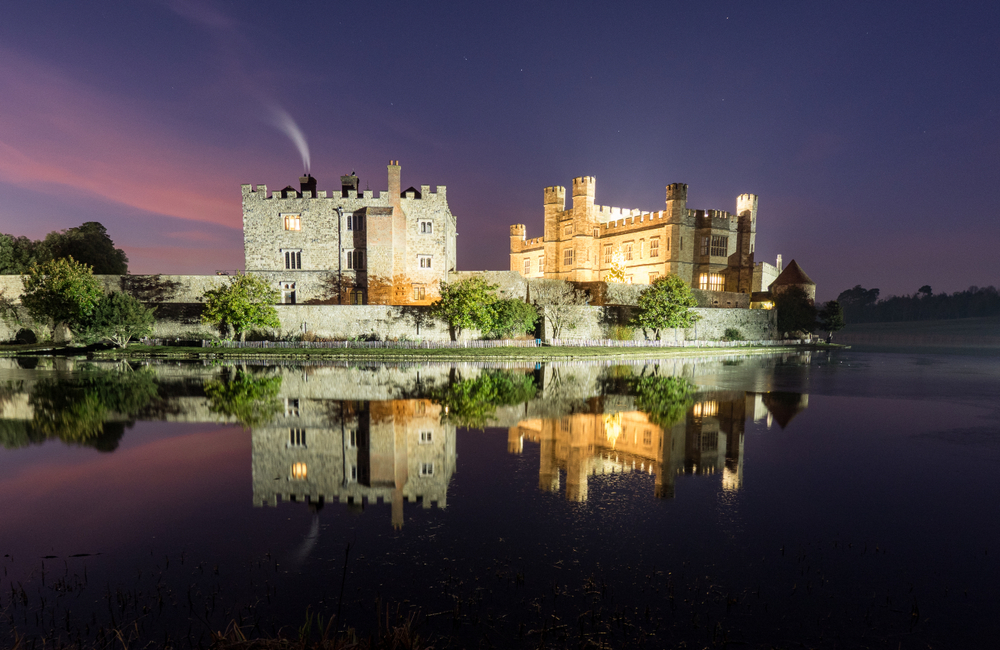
[538,306,776,341]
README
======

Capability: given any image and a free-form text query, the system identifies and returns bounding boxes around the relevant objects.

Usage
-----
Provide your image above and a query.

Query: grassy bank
[87,342,823,363]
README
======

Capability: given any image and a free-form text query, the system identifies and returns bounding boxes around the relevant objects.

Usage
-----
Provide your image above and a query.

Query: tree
[775,286,818,335]
[84,291,155,347]
[431,276,499,340]
[631,274,700,340]
[0,234,43,274]
[42,222,129,275]
[200,272,280,341]
[21,256,104,334]
[817,300,846,340]
[487,298,538,339]
[606,246,627,283]
[531,280,588,339]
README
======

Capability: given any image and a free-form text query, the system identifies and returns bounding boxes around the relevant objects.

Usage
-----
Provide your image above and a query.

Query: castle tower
[542,185,566,276]
[728,193,759,293]
[509,224,526,271]
[666,183,693,285]
[571,176,595,212]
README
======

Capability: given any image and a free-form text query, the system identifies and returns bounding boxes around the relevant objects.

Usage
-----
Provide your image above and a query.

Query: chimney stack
[299,174,317,196]
[387,160,401,209]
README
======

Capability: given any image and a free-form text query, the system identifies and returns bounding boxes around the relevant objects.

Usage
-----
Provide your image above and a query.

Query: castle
[509,176,780,294]
[242,161,457,305]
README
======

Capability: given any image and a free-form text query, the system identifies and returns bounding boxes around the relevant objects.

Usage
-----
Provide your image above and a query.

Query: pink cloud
[0,48,245,229]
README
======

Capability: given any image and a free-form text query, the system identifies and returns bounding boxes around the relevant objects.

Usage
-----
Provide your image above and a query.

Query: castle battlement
[241,183,447,201]
[600,210,669,231]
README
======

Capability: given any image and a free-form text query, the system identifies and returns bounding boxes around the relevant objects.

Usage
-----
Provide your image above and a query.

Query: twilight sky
[1,0,997,300]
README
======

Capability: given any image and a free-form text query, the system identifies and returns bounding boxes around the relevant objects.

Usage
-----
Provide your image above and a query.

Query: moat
[1,351,998,649]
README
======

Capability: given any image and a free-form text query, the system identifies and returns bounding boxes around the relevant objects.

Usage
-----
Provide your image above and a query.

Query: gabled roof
[770,259,815,286]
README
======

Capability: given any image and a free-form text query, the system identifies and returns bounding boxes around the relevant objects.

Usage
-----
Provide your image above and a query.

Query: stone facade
[243,161,457,306]
[510,177,784,295]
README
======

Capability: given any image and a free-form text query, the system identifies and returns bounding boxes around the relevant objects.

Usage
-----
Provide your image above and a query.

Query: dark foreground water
[0,350,998,649]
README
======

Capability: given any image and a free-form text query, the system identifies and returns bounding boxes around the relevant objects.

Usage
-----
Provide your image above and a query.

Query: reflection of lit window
[699,431,718,452]
[420,463,434,476]
[643,429,652,446]
[419,430,433,444]
[414,401,426,416]
[349,465,357,482]
[283,214,301,231]
[413,285,426,300]
[291,463,307,480]
[692,401,718,418]
[288,428,306,447]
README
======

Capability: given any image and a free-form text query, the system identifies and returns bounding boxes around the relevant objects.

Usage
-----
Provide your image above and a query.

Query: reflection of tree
[430,370,537,429]
[204,368,282,428]
[601,366,695,429]
[9,365,160,451]
[634,375,695,429]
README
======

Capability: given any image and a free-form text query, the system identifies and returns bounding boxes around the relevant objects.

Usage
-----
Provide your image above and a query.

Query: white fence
[139,337,801,350]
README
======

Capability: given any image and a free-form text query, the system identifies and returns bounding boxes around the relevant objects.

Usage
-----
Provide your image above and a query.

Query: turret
[736,193,758,220]
[665,182,688,219]
[510,224,526,252]
[572,176,595,211]
[543,185,566,239]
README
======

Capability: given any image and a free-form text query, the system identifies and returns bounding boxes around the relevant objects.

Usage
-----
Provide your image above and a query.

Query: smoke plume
[269,106,311,174]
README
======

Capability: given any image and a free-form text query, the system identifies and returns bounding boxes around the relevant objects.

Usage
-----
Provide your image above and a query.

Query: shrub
[610,324,635,341]
[721,327,743,341]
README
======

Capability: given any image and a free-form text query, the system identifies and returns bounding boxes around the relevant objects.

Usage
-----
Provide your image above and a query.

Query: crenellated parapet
[599,210,671,232]
[241,183,448,202]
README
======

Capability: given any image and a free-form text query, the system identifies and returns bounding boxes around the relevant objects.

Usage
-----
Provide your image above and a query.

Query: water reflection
[0,355,811,526]
[251,399,456,529]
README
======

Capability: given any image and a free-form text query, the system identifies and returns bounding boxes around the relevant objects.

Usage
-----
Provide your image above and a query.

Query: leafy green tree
[430,370,537,429]
[21,256,104,334]
[42,222,129,275]
[775,286,818,334]
[200,272,280,341]
[204,369,283,428]
[487,298,538,339]
[817,300,846,340]
[631,274,700,339]
[431,276,499,340]
[83,291,155,347]
[0,234,42,274]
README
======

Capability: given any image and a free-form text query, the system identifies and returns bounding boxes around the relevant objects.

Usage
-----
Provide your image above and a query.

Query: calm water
[1,350,998,649]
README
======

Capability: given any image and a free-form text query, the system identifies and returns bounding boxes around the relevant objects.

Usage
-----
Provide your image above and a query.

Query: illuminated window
[420,462,434,476]
[563,248,574,266]
[624,242,633,260]
[649,238,660,258]
[346,250,364,270]
[523,258,530,275]
[603,244,613,264]
[711,235,728,257]
[419,430,433,444]
[289,428,306,448]
[418,255,432,269]
[351,290,365,305]
[283,214,301,231]
[291,463,307,480]
[283,249,301,270]
[413,285,425,300]
[419,220,433,234]
[698,273,724,292]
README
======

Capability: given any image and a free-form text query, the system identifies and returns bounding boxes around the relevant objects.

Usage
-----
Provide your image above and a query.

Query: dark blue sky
[1,0,997,299]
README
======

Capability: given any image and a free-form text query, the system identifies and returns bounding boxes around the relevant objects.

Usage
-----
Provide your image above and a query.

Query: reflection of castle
[252,398,456,528]
[508,389,806,501]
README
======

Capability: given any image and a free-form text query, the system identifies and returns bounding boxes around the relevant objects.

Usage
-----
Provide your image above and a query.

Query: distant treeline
[0,221,128,275]
[836,285,1000,323]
